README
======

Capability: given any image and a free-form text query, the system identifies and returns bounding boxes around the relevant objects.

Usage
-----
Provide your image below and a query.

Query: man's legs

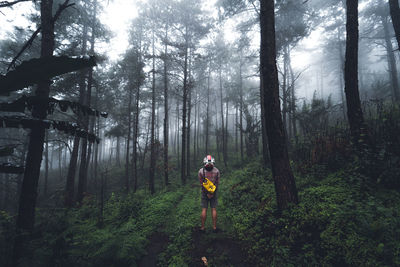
[201,208,207,230]
[212,208,217,230]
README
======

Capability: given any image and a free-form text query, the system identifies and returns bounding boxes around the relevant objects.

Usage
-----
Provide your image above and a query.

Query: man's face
[205,163,214,171]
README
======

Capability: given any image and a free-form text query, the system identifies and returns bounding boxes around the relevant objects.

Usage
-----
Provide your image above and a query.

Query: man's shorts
[201,191,218,208]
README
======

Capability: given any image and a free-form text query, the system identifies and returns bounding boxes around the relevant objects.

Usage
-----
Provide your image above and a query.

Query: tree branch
[7,0,75,71]
[0,0,31,8]
[7,27,41,71]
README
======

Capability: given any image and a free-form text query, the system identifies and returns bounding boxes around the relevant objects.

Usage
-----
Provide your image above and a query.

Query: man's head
[203,155,215,171]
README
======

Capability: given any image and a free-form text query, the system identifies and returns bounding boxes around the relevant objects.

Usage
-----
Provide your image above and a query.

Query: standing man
[199,155,220,232]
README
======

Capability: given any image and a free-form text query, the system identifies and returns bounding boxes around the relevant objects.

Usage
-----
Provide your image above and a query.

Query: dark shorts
[201,191,218,209]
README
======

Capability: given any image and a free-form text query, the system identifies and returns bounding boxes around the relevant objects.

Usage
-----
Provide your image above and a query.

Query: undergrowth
[2,160,400,266]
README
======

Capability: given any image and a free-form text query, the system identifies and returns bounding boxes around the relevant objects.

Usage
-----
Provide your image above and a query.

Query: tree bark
[205,64,211,154]
[16,0,54,231]
[181,30,188,185]
[219,66,227,166]
[13,0,55,264]
[44,131,49,196]
[260,0,298,211]
[149,29,156,194]
[65,22,88,207]
[344,0,369,149]
[186,48,192,179]
[163,24,169,187]
[260,74,270,166]
[382,15,400,102]
[389,0,400,53]
[288,49,298,143]
[125,86,133,191]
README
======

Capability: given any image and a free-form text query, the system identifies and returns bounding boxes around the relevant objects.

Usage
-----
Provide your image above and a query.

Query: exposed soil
[138,232,169,267]
[190,228,247,267]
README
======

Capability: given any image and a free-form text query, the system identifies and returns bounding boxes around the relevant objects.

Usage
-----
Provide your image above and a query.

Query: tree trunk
[225,96,229,163]
[239,61,244,161]
[44,132,49,196]
[13,0,55,264]
[133,41,142,193]
[16,0,54,231]
[205,65,211,154]
[389,0,400,53]
[186,48,192,179]
[193,88,198,167]
[149,29,156,194]
[235,106,238,153]
[163,25,169,187]
[260,75,270,166]
[77,1,97,202]
[176,100,180,169]
[133,83,140,192]
[344,0,369,149]
[288,50,298,143]
[382,15,400,102]
[181,32,188,185]
[338,27,347,120]
[219,66,227,166]
[260,0,298,211]
[125,85,133,192]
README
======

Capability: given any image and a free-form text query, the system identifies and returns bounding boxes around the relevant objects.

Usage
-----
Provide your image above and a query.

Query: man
[198,155,220,232]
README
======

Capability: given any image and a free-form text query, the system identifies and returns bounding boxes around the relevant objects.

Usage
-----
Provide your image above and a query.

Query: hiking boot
[212,228,219,233]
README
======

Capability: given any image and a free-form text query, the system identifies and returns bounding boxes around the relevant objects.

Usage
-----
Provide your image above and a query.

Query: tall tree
[389,0,400,54]
[13,0,55,264]
[149,26,156,194]
[260,0,298,210]
[344,0,369,149]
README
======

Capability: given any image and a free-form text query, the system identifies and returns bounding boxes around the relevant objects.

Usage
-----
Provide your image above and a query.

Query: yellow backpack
[202,168,216,194]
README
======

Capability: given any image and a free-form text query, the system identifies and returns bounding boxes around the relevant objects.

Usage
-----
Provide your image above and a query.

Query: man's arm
[198,169,203,186]
[216,170,220,187]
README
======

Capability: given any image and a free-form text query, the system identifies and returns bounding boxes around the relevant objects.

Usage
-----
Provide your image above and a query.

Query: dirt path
[138,231,169,267]
[190,228,246,267]
[137,188,246,266]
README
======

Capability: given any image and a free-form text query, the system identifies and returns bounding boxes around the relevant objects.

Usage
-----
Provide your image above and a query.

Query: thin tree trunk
[44,132,49,196]
[338,27,347,120]
[163,24,169,187]
[176,100,180,169]
[288,49,297,143]
[125,85,133,192]
[65,135,79,207]
[260,0,298,211]
[219,66,227,166]
[181,30,188,185]
[149,28,156,194]
[58,145,62,181]
[239,61,244,161]
[205,65,211,154]
[225,97,229,163]
[133,41,142,193]
[186,48,192,179]
[235,106,238,153]
[79,0,97,199]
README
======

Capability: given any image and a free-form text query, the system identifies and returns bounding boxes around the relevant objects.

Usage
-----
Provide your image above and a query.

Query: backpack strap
[202,167,206,183]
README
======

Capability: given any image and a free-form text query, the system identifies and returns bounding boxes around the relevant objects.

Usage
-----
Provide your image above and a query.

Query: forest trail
[189,228,245,266]
[138,188,246,266]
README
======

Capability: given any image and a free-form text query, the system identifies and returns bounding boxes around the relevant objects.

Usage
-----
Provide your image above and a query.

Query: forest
[0,0,400,266]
